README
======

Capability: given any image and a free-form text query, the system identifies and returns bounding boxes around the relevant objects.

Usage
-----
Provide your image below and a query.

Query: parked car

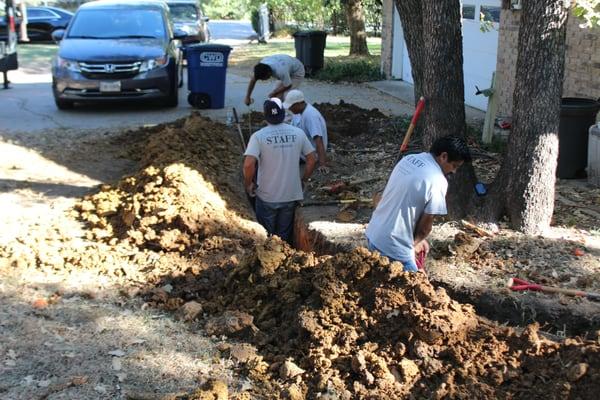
[0,6,72,42]
[165,0,209,45]
[51,0,185,109]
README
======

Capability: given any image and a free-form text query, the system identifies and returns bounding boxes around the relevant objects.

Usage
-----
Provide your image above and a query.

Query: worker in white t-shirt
[365,135,472,272]
[283,90,329,173]
[243,98,317,244]
[244,54,305,106]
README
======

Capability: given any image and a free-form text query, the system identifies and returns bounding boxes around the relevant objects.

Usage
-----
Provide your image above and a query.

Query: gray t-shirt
[244,123,315,203]
[260,55,305,87]
[291,103,328,153]
[366,152,448,261]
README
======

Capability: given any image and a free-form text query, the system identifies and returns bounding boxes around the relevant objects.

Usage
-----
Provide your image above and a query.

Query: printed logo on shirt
[266,135,297,145]
[406,155,426,168]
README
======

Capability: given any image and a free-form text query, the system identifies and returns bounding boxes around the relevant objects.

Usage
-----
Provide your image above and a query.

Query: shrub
[313,56,382,83]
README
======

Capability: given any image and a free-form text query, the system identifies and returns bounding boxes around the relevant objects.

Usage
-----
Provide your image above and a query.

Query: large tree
[394,0,570,234]
[345,0,370,55]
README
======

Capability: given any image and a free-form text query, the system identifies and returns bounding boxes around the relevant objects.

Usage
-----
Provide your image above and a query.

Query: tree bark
[346,0,370,55]
[393,0,424,102]
[483,0,568,234]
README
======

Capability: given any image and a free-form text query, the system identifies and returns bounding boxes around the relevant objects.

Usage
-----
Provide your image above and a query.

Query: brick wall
[496,8,600,118]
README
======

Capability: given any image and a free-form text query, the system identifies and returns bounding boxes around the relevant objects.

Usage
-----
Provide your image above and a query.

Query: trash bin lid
[560,97,600,117]
[293,30,327,37]
[186,43,232,54]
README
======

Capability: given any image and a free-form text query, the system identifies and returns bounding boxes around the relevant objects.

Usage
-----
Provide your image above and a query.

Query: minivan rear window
[168,4,198,20]
[68,9,166,39]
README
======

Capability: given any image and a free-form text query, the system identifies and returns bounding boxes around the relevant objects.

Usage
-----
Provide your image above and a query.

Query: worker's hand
[245,182,256,197]
[414,239,430,256]
[317,164,330,174]
[244,96,253,106]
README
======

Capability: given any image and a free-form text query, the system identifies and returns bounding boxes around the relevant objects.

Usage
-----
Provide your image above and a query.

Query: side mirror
[202,16,210,22]
[52,29,65,42]
[173,29,187,40]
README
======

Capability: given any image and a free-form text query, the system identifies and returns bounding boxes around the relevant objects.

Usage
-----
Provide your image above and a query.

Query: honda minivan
[51,0,184,109]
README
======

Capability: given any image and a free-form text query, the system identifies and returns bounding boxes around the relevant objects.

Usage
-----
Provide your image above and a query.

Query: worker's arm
[314,136,328,171]
[414,213,434,252]
[302,152,317,182]
[243,156,257,195]
[268,82,292,99]
[245,76,257,106]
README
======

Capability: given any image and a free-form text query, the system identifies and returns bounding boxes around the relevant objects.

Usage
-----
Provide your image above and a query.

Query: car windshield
[168,4,198,20]
[67,9,166,39]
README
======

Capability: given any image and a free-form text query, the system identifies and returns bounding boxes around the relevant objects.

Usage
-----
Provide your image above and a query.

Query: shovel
[507,277,600,301]
[232,107,246,151]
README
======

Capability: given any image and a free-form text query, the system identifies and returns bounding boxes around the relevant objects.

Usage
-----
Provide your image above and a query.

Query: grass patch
[312,55,382,83]
[228,37,381,73]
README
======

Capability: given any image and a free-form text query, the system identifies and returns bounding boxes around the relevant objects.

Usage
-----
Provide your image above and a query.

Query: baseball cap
[283,90,305,109]
[263,97,285,124]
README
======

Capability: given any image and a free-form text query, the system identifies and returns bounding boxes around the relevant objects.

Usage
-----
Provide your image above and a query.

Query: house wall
[496,8,600,118]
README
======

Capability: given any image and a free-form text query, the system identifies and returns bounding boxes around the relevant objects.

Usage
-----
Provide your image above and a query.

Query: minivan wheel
[55,98,74,110]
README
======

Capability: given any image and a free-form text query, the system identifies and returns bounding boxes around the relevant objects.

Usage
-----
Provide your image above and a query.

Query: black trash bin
[293,30,327,75]
[557,97,600,179]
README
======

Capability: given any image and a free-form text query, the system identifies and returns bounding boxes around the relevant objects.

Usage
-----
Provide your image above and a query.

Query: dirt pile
[150,238,600,399]
[76,114,263,253]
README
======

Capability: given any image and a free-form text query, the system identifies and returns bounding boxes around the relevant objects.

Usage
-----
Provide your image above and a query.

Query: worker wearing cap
[365,135,472,272]
[243,98,317,244]
[283,90,329,173]
[244,54,305,106]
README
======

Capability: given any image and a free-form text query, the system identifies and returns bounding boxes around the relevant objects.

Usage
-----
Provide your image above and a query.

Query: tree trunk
[395,0,475,217]
[346,0,370,55]
[483,0,568,234]
[393,0,424,102]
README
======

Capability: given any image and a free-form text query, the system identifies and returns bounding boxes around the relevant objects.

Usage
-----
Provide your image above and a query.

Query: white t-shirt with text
[366,152,448,261]
[244,123,315,203]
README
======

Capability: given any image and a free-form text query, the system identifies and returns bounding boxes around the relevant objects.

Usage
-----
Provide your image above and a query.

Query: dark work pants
[255,196,297,244]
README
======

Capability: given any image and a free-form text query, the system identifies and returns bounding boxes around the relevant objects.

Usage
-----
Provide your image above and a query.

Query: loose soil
[2,105,600,399]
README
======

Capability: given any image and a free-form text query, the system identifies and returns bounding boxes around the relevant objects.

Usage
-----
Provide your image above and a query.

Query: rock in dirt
[176,301,203,322]
[567,363,589,382]
[280,360,305,380]
[204,310,257,336]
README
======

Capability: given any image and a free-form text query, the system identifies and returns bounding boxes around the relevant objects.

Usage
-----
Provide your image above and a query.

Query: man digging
[284,89,329,174]
[366,135,472,272]
[244,54,305,105]
[243,98,317,244]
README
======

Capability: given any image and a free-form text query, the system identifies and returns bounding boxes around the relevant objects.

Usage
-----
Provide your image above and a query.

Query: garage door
[393,1,501,111]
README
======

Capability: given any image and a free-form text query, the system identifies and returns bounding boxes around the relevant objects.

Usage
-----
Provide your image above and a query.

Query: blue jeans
[367,239,418,272]
[255,197,297,244]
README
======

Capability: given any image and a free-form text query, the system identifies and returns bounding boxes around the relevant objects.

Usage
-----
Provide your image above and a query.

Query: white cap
[283,89,305,109]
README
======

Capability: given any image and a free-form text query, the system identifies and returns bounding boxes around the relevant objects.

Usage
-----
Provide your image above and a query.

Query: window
[480,5,501,23]
[68,9,166,39]
[167,4,198,20]
[462,4,476,20]
[27,9,56,19]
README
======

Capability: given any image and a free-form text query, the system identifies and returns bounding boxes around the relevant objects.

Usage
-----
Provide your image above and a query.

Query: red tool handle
[400,96,426,153]
[508,277,600,301]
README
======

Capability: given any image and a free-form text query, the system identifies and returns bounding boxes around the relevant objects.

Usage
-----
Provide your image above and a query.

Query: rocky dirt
[2,105,600,399]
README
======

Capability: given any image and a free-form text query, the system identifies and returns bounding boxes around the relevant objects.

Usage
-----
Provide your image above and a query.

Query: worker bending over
[283,90,329,173]
[366,135,472,272]
[243,98,316,244]
[244,54,305,106]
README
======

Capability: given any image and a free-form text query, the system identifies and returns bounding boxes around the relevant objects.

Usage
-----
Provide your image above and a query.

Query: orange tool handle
[400,96,426,153]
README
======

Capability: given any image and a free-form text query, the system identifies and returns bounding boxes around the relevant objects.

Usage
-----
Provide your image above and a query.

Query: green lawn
[17,43,58,73]
[229,36,381,70]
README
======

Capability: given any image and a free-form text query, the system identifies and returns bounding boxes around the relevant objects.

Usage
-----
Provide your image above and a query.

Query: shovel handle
[507,277,600,300]
[400,97,426,153]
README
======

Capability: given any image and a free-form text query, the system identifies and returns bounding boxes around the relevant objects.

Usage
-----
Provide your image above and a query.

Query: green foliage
[313,55,382,83]
[203,0,246,19]
[573,0,600,28]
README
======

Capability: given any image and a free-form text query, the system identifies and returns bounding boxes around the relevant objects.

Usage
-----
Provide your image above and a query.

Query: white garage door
[392,1,501,111]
